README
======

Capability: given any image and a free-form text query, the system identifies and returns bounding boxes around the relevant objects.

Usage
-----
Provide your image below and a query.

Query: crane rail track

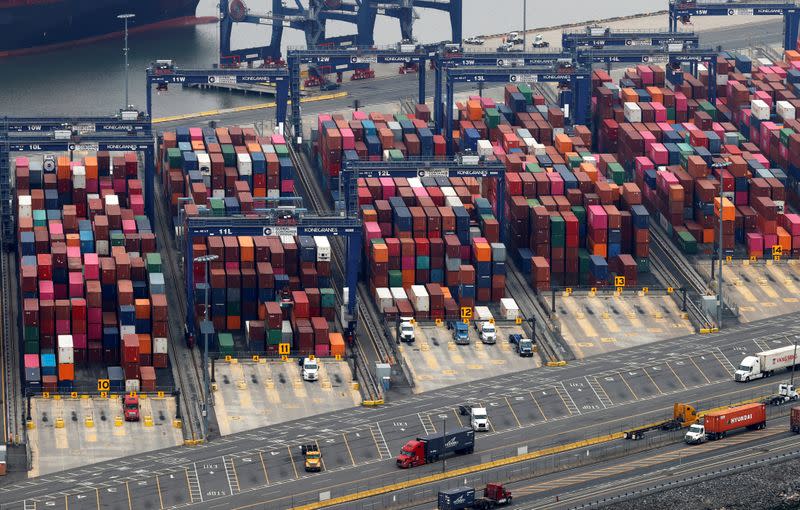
[287,139,385,400]
[1,239,21,446]
[154,163,206,441]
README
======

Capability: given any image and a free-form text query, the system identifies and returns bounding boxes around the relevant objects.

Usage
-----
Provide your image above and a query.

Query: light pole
[117,13,135,108]
[792,336,799,388]
[522,0,527,50]
[194,253,218,439]
[712,161,731,330]
[442,417,447,473]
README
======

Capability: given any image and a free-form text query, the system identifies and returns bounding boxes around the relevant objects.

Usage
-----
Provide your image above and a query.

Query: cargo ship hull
[0,0,214,57]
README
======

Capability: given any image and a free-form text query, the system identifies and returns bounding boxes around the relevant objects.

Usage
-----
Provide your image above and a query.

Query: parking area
[397,322,541,393]
[693,259,800,323]
[212,359,362,436]
[27,395,183,477]
[555,292,695,359]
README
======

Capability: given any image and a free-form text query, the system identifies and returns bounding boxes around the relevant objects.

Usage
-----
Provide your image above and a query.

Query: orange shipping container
[84,156,99,181]
[372,243,388,263]
[778,226,792,252]
[138,334,152,354]
[329,332,345,357]
[247,142,262,154]
[65,233,80,248]
[238,236,255,262]
[401,269,415,287]
[227,316,241,330]
[621,88,638,103]
[473,242,491,262]
[702,229,715,244]
[135,298,151,319]
[57,156,71,180]
[554,133,572,154]
[785,50,800,62]
[58,363,74,381]
[646,86,663,104]
[191,140,205,151]
[714,197,735,221]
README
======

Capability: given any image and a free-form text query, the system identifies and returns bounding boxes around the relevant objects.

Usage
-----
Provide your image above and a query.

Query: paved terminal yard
[27,395,182,477]
[211,359,362,436]
[397,321,539,394]
[693,258,800,323]
[556,291,695,359]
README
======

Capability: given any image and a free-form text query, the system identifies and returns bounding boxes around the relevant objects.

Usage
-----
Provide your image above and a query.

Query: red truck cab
[124,395,140,421]
[396,440,425,468]
[484,483,512,504]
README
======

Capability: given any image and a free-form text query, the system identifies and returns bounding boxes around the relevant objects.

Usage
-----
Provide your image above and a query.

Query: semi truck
[300,444,322,472]
[508,334,533,357]
[452,321,470,345]
[399,317,416,343]
[300,357,319,381]
[459,405,489,431]
[438,484,512,510]
[684,403,766,444]
[624,403,698,440]
[735,346,798,381]
[123,395,140,421]
[396,427,475,468]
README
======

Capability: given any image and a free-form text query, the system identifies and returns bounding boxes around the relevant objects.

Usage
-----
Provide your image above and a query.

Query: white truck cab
[684,424,706,444]
[470,407,488,431]
[301,357,319,382]
[478,322,496,344]
[399,317,416,343]
[735,356,761,381]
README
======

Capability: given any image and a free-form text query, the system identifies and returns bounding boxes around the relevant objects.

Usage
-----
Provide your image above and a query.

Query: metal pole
[792,337,798,388]
[203,259,210,439]
[523,0,527,50]
[442,418,446,473]
[717,170,724,329]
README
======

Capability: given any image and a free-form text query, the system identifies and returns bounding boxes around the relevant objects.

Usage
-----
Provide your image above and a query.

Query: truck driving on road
[396,427,475,468]
[684,403,766,444]
[459,405,489,431]
[438,484,513,510]
[735,346,798,381]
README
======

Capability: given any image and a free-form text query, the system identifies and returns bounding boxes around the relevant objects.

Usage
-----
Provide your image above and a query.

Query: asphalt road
[1,313,799,509]
[153,19,784,133]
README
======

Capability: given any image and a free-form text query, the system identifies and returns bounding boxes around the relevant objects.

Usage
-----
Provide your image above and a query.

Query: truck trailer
[684,403,766,444]
[735,346,798,381]
[396,427,474,468]
[438,484,512,510]
[791,406,800,433]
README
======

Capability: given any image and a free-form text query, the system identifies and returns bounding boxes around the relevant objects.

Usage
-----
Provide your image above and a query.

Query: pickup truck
[508,334,533,357]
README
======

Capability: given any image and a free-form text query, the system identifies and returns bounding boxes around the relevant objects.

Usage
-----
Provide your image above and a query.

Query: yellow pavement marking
[259,451,270,484]
[152,92,349,123]
[156,475,165,509]
[288,446,300,478]
[617,372,639,400]
[235,364,254,410]
[342,434,356,466]
[614,296,644,330]
[689,356,712,384]
[505,397,522,428]
[744,263,780,300]
[452,408,465,427]
[184,469,194,503]
[126,481,133,510]
[315,439,327,472]
[96,487,100,510]
[641,368,664,394]
[421,342,442,371]
[213,380,234,436]
[726,266,758,304]
[529,391,548,421]
[637,295,664,321]
[597,298,621,334]
[449,348,465,365]
[767,263,800,296]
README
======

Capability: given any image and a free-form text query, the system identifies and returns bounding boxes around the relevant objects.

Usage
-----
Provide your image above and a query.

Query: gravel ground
[612,456,800,510]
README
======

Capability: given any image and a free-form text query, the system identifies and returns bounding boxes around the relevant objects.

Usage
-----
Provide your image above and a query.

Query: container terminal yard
[7,1,800,509]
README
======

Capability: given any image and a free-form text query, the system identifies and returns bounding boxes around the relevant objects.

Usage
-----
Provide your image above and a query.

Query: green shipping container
[24,341,39,355]
[274,144,289,156]
[607,162,625,185]
[667,107,675,121]
[697,100,716,120]
[416,256,430,270]
[388,149,404,161]
[568,154,583,168]
[227,301,241,315]
[636,257,650,273]
[526,162,543,173]
[485,108,500,129]
[24,326,39,342]
[146,253,162,273]
[781,128,795,146]
[389,270,403,287]
[217,333,235,355]
[167,147,182,169]
[110,232,125,247]
[676,230,698,255]
[33,210,47,227]
[550,215,565,237]
[551,234,565,248]
[517,84,533,104]
[267,329,282,344]
[221,145,236,166]
[210,198,225,216]
[320,288,336,308]
[571,206,586,228]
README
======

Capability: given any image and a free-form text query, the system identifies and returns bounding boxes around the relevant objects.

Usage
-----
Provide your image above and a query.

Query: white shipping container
[261,143,275,153]
[623,102,642,123]
[95,240,109,256]
[474,306,493,322]
[408,285,430,312]
[237,152,252,176]
[267,189,280,198]
[751,99,770,120]
[18,195,32,218]
[197,152,211,175]
[777,100,796,120]
[390,287,407,301]
[445,196,463,208]
[477,139,493,157]
[387,121,403,141]
[500,298,520,320]
[153,337,168,354]
[441,186,457,197]
[313,236,331,261]
[775,200,786,214]
[72,166,86,189]
[532,142,546,156]
[407,177,422,188]
[120,325,136,336]
[125,379,141,393]
[552,127,565,141]
[212,189,226,199]
[716,74,728,86]
[375,287,394,311]
[104,194,119,207]
[383,149,392,161]
[57,334,73,349]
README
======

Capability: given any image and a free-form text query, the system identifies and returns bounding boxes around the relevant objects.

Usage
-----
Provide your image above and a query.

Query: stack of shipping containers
[15,153,167,392]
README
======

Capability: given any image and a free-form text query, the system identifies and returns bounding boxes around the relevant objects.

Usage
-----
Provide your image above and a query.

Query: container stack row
[15,153,167,391]
[591,52,800,258]
[160,126,295,218]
